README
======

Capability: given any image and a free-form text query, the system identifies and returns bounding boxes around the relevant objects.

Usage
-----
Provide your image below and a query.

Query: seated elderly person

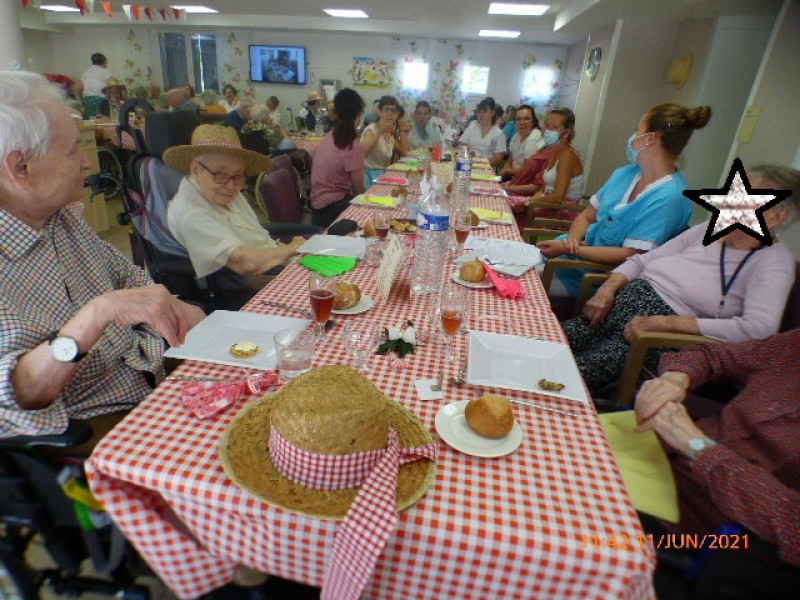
[0,71,204,448]
[222,97,254,133]
[242,103,289,153]
[165,125,303,292]
[634,328,800,567]
[563,164,799,393]
[167,87,197,114]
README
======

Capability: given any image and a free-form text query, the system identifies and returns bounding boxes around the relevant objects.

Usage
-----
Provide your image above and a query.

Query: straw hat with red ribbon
[220,365,437,600]
[163,124,271,176]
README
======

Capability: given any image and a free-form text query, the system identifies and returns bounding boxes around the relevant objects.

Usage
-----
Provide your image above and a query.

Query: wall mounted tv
[249,45,307,85]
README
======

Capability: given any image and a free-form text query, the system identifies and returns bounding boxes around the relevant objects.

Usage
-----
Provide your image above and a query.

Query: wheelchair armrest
[149,256,196,276]
[0,419,93,448]
[262,223,322,236]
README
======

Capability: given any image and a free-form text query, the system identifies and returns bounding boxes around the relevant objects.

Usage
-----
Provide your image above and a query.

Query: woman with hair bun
[537,103,712,298]
[458,97,507,167]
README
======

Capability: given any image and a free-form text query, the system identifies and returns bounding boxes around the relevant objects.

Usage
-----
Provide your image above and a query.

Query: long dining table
[85,164,656,600]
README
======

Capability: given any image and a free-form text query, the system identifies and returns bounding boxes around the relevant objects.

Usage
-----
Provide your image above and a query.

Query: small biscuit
[230,341,260,358]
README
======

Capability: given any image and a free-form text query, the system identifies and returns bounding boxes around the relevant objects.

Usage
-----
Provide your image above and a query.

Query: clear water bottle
[452,146,472,213]
[411,188,450,295]
[314,115,324,137]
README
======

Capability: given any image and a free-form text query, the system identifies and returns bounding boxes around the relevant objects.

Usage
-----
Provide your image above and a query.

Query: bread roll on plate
[459,260,486,283]
[465,394,514,438]
[332,280,362,310]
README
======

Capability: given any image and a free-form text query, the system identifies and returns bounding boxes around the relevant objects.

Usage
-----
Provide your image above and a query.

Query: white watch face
[51,336,79,362]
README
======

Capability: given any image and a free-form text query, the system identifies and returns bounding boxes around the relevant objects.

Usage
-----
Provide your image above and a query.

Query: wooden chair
[576,261,800,407]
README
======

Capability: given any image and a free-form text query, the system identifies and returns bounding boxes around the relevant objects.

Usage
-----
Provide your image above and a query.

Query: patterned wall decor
[220,32,255,98]
[121,29,152,90]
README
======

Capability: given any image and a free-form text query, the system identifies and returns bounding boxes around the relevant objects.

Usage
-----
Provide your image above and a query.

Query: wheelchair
[0,420,152,599]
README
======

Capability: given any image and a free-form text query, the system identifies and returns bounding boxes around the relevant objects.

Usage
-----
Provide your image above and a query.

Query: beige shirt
[361,123,394,169]
[167,177,277,278]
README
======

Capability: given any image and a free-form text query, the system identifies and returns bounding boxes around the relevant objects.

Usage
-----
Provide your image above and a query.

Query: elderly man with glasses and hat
[0,71,205,448]
[165,124,305,292]
[299,91,323,131]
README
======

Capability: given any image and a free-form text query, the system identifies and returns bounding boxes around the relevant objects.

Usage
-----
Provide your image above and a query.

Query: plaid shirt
[0,206,164,437]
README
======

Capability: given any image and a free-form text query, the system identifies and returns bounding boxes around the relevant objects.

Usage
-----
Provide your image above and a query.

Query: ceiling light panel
[488,3,549,16]
[479,29,522,38]
[323,9,369,18]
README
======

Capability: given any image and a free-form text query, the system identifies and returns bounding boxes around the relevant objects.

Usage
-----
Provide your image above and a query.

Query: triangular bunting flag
[122,4,131,20]
[172,8,181,20]
[74,0,86,15]
[101,1,112,18]
[85,0,95,13]
[144,6,153,21]
[131,4,140,19]
[158,8,167,20]
[22,0,30,8]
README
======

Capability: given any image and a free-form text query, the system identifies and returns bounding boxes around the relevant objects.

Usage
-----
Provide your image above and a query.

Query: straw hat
[668,51,693,90]
[101,78,126,95]
[306,91,322,103]
[162,124,271,176]
[220,365,436,520]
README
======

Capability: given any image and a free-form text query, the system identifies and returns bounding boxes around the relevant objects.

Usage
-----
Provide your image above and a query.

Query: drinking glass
[309,273,334,337]
[374,210,390,242]
[453,209,472,255]
[274,328,316,380]
[341,322,380,374]
[439,284,468,361]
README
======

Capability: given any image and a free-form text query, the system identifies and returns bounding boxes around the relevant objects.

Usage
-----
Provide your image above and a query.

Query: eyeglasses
[194,161,247,186]
[515,116,532,122]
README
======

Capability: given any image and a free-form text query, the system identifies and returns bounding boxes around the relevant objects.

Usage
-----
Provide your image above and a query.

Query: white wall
[557,39,586,112]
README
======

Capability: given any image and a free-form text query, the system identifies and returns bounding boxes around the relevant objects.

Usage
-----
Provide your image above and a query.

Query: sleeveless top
[542,149,585,201]
[361,123,394,169]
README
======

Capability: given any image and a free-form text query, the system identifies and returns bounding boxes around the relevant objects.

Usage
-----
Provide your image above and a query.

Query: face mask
[543,129,561,146]
[626,134,639,165]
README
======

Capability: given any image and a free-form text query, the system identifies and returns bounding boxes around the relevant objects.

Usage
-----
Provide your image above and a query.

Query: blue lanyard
[718,242,761,317]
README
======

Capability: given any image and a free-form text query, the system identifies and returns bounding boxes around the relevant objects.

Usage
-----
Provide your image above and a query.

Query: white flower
[401,326,416,344]
[387,326,402,341]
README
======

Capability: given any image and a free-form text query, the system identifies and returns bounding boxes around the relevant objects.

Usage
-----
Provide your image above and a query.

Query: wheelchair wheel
[97,147,123,200]
[0,555,37,600]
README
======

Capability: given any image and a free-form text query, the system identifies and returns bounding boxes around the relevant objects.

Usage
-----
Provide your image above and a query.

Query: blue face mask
[626,133,639,165]
[543,129,561,147]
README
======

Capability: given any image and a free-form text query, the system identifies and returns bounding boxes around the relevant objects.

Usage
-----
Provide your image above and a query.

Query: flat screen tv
[249,45,307,85]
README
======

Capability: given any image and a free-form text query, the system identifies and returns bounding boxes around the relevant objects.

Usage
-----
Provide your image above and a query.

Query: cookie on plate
[230,341,260,358]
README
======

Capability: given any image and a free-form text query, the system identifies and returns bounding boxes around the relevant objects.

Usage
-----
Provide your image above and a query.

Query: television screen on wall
[249,45,307,85]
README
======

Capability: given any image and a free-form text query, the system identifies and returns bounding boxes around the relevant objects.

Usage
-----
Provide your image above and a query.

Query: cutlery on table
[166,376,243,382]
[508,397,580,417]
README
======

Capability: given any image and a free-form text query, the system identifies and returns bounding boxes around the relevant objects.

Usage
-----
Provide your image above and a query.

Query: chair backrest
[144,110,201,159]
[239,130,271,156]
[269,153,293,174]
[779,261,800,332]
[259,168,302,223]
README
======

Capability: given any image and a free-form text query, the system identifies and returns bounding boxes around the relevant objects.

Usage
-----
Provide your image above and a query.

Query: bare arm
[489,151,505,168]
[532,151,580,205]
[226,237,304,276]
[504,183,541,195]
[11,286,204,410]
[350,169,366,195]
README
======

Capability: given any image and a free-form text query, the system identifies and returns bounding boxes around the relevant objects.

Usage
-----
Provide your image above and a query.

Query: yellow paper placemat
[471,173,498,181]
[600,411,680,523]
[386,163,414,171]
[361,196,395,206]
[470,207,508,221]
[304,136,323,141]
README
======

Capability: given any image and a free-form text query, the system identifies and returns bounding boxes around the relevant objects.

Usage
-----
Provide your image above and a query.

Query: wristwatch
[48,332,88,363]
[688,437,717,462]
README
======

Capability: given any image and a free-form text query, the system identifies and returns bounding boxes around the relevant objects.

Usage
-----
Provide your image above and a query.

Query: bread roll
[332,280,362,310]
[465,394,514,438]
[459,260,486,282]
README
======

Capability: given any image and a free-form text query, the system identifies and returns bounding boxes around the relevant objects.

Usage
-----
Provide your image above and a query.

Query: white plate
[451,272,493,289]
[350,195,400,209]
[163,310,309,370]
[331,293,375,315]
[297,234,366,259]
[471,220,489,230]
[466,331,589,404]
[435,400,523,458]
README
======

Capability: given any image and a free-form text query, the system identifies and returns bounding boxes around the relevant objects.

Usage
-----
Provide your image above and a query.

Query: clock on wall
[585,47,601,81]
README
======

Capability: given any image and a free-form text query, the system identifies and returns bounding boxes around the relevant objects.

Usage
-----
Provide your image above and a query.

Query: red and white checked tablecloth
[293,138,323,157]
[95,124,140,152]
[85,189,655,600]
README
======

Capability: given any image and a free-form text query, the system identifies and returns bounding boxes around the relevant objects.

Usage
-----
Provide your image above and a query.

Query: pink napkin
[377,175,408,185]
[505,195,528,209]
[482,262,526,299]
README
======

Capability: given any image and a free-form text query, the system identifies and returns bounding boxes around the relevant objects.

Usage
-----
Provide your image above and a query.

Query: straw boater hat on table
[220,365,438,600]
[163,124,271,176]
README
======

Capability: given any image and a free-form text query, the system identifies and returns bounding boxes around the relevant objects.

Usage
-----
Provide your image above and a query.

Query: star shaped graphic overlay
[683,158,791,246]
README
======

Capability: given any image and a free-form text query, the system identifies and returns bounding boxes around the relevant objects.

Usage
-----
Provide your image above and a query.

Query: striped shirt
[0,206,164,437]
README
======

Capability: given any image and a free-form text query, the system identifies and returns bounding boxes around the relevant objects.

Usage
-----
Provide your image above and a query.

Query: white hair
[250,103,267,122]
[0,71,65,161]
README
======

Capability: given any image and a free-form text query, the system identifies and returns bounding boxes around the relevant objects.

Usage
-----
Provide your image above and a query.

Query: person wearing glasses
[361,95,407,187]
[166,125,304,291]
[499,104,543,181]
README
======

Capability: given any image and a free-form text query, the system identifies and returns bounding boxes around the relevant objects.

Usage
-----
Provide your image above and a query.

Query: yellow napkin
[471,173,498,181]
[361,196,395,206]
[304,136,323,141]
[470,207,509,222]
[386,163,414,171]
[600,411,680,523]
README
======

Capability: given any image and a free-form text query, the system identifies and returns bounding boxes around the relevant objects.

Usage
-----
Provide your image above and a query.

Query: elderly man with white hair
[222,96,254,133]
[0,71,204,447]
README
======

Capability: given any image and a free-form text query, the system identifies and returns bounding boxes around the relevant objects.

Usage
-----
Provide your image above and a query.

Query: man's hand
[96,285,198,348]
[583,289,615,327]
[634,377,688,426]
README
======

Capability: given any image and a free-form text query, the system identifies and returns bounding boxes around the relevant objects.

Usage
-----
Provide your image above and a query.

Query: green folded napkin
[361,195,395,206]
[299,255,357,277]
[471,173,499,181]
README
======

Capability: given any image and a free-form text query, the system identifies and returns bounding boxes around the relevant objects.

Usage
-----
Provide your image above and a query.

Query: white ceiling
[27,0,782,45]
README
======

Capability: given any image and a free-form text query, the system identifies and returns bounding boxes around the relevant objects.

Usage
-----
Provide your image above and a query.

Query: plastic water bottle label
[417,212,450,232]
[455,159,472,174]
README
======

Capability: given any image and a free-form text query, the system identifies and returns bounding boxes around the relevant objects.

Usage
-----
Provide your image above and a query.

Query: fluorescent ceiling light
[488,3,549,16]
[323,9,369,18]
[40,5,81,11]
[479,29,521,38]
[171,5,219,13]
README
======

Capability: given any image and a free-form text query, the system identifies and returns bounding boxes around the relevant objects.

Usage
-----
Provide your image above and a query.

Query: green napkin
[471,173,498,181]
[299,255,357,277]
[361,195,395,206]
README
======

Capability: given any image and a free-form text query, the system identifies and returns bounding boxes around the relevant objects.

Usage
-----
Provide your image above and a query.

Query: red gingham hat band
[196,139,243,150]
[270,426,438,600]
